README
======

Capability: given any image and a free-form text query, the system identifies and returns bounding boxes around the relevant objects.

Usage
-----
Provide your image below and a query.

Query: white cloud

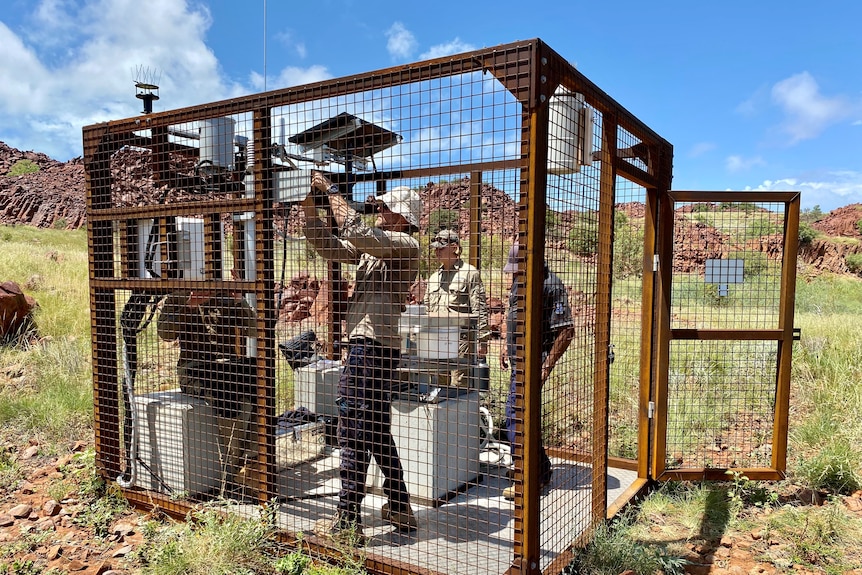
[420,38,477,60]
[746,170,862,210]
[249,65,331,92]
[0,23,53,114]
[274,30,307,59]
[385,22,416,60]
[771,72,852,144]
[735,84,769,117]
[0,0,328,161]
[726,154,765,173]
[688,141,716,158]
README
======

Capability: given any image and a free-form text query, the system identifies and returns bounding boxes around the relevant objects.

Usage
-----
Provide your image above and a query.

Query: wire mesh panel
[670,201,787,331]
[609,177,648,464]
[532,86,603,568]
[665,339,778,471]
[654,195,799,480]
[85,39,674,575]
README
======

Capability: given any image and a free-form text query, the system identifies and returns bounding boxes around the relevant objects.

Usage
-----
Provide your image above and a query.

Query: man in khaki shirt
[302,172,421,544]
[424,229,490,385]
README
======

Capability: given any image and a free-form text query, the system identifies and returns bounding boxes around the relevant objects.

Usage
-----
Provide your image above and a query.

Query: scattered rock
[21,445,39,459]
[112,545,133,557]
[43,500,62,516]
[34,516,57,530]
[112,521,135,537]
[0,514,14,527]
[750,529,763,540]
[843,495,862,513]
[0,282,38,343]
[47,544,62,560]
[9,504,32,518]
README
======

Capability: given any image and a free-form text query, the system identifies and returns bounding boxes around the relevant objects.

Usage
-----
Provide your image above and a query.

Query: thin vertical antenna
[263,0,267,92]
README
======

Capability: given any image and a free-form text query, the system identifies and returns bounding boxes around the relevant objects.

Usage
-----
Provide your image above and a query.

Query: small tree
[800,205,824,224]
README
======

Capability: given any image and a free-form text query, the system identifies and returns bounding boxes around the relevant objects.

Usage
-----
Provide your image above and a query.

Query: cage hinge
[648,401,655,419]
[792,328,802,341]
[652,254,659,272]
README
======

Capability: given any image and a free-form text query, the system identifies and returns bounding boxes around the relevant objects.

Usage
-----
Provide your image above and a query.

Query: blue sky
[1,0,861,211]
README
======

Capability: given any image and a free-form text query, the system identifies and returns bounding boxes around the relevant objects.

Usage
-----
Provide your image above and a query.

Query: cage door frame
[651,191,800,482]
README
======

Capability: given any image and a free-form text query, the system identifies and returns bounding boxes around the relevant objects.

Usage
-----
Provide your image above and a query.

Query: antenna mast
[134,65,161,114]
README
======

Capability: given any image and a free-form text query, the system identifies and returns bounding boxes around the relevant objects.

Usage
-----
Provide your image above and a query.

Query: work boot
[313,511,366,546]
[502,470,553,501]
[381,502,418,532]
[502,483,516,501]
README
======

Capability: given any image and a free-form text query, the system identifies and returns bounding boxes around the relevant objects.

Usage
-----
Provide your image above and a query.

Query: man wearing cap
[424,229,490,386]
[499,242,574,500]
[302,171,421,544]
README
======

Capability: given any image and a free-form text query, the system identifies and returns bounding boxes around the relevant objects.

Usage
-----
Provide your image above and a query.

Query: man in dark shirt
[499,243,574,500]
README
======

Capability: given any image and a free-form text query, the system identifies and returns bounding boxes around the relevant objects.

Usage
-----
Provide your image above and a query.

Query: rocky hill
[0,142,86,229]
[1,141,860,277]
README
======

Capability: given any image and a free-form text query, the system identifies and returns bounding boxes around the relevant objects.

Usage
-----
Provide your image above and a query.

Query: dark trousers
[337,339,409,524]
[505,359,552,481]
[183,357,256,419]
[181,357,258,484]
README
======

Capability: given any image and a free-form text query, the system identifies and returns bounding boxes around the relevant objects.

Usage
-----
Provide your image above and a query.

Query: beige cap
[431,229,460,248]
[374,186,422,229]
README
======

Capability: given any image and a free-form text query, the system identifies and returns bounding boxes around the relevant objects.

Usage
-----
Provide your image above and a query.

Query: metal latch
[652,254,659,272]
[792,328,802,341]
[648,401,655,419]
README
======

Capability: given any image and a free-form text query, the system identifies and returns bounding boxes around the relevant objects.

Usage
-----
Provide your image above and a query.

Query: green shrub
[479,237,513,271]
[798,222,818,245]
[719,201,757,213]
[746,218,778,238]
[566,511,687,575]
[856,219,862,237]
[568,214,598,256]
[613,212,643,280]
[740,250,769,278]
[846,253,862,275]
[7,160,40,176]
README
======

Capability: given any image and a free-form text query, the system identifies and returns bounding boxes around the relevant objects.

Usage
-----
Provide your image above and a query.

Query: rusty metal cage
[84,39,675,575]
